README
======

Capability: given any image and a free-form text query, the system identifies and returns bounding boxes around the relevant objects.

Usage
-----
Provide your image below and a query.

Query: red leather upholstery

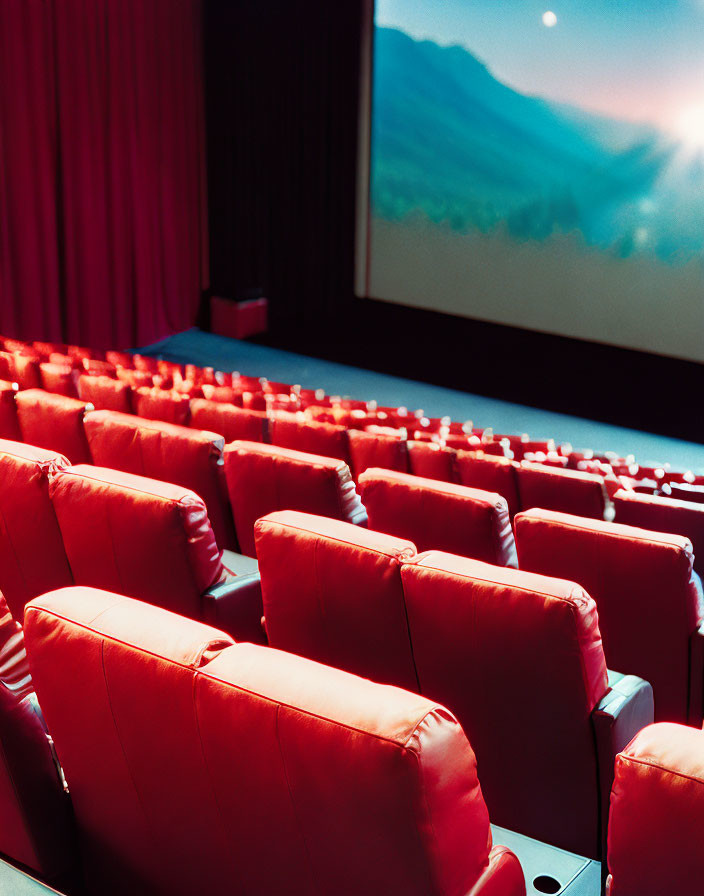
[77,374,133,413]
[0,381,20,441]
[134,387,190,426]
[614,488,704,580]
[401,551,608,857]
[39,362,78,397]
[49,466,226,620]
[455,451,521,519]
[359,468,517,567]
[408,441,457,482]
[23,586,523,896]
[607,723,704,896]
[347,428,409,479]
[515,509,701,722]
[189,399,267,442]
[517,462,607,519]
[84,410,237,549]
[224,441,367,556]
[11,353,42,390]
[256,511,419,691]
[15,389,92,464]
[0,594,75,881]
[0,440,72,620]
[269,416,350,464]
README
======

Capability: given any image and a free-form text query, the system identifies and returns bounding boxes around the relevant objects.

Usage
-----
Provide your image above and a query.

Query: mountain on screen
[371,27,704,262]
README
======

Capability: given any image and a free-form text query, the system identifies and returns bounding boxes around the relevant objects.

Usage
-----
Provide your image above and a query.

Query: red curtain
[0,0,208,349]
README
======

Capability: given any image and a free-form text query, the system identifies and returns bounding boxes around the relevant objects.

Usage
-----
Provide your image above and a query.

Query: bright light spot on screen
[674,104,704,149]
[635,227,650,247]
[542,10,558,27]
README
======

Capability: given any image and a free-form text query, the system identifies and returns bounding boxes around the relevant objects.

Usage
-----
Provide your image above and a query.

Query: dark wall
[203,1,703,443]
[204,0,364,327]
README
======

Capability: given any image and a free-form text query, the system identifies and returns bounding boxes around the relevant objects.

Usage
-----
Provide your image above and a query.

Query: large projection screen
[356,0,704,363]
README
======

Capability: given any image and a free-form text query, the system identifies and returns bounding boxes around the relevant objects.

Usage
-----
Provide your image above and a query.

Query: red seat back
[614,488,704,580]
[224,441,367,556]
[0,594,76,882]
[133,387,190,426]
[407,441,457,482]
[39,362,78,397]
[189,399,267,442]
[15,389,92,463]
[49,466,225,620]
[359,468,517,566]
[515,509,701,722]
[607,723,704,896]
[24,587,513,896]
[455,451,521,518]
[0,381,20,441]
[256,511,419,691]
[0,440,73,620]
[84,410,236,550]
[402,552,607,857]
[77,374,133,413]
[517,462,607,519]
[269,416,350,464]
[347,428,409,479]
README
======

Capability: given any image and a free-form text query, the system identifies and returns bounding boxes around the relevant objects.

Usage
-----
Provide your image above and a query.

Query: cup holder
[533,875,561,894]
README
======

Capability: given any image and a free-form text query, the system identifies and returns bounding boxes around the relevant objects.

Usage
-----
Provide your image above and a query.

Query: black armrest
[592,672,653,877]
[202,573,267,645]
[688,621,704,726]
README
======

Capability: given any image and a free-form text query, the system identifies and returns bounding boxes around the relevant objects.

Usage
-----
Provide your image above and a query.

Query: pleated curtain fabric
[0,0,208,348]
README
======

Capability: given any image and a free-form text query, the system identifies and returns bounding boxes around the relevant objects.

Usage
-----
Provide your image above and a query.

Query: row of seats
[0,584,697,896]
[254,510,652,859]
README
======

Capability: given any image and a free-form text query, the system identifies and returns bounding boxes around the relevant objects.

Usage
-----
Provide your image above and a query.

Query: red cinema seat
[224,442,367,557]
[269,416,350,464]
[189,399,267,442]
[0,595,76,883]
[517,462,607,519]
[83,410,236,550]
[456,451,521,519]
[347,428,409,479]
[401,552,651,859]
[0,441,72,620]
[105,350,134,369]
[48,466,259,640]
[408,441,457,482]
[133,387,190,426]
[358,468,517,566]
[0,381,20,441]
[665,482,704,505]
[23,587,523,896]
[15,390,93,464]
[77,374,133,414]
[38,362,79,398]
[614,488,704,580]
[256,511,418,691]
[11,353,42,390]
[606,723,704,896]
[515,509,703,724]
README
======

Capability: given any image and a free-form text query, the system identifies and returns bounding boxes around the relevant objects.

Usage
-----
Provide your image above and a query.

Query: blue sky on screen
[375,0,704,138]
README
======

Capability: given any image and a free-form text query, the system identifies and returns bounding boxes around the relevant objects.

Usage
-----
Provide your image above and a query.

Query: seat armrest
[202,573,267,645]
[592,672,653,873]
[466,845,525,896]
[688,621,704,726]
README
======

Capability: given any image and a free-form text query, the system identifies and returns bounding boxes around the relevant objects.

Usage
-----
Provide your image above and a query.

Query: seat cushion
[358,468,517,567]
[515,509,701,723]
[15,389,92,463]
[49,466,225,620]
[84,410,237,550]
[24,587,497,896]
[255,510,419,691]
[224,441,367,557]
[0,440,73,620]
[401,551,607,857]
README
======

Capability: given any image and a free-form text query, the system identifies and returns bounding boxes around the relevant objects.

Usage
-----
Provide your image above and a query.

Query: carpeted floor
[139,328,704,471]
